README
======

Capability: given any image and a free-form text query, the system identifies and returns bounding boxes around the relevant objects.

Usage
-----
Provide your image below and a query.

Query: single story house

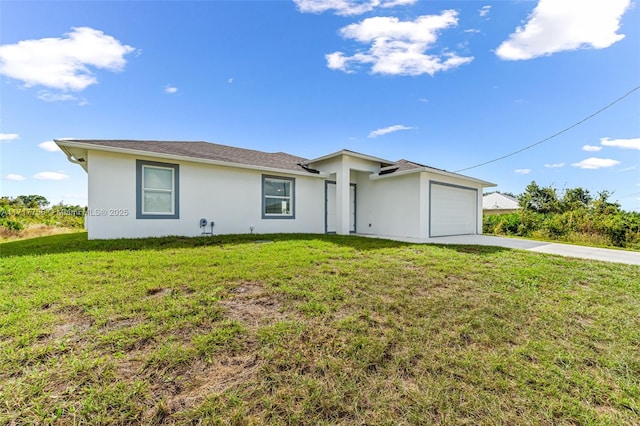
[482,192,520,215]
[55,139,496,240]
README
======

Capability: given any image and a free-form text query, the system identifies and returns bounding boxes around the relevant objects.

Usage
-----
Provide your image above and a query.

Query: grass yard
[1,233,639,425]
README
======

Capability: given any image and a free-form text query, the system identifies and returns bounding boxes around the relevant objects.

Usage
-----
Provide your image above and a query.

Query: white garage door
[430,183,477,237]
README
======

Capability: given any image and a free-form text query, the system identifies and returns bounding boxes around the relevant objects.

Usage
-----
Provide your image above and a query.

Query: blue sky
[1,0,639,211]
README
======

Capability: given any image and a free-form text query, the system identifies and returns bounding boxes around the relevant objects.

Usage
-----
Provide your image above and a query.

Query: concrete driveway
[361,234,640,265]
[425,235,640,266]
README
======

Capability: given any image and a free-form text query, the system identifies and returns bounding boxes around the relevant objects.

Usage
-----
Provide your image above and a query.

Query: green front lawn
[1,233,638,424]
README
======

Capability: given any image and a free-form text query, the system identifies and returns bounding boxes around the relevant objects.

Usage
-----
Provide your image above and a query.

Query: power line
[454,85,640,173]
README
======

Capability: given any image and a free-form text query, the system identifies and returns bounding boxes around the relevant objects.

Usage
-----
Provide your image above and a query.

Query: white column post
[336,160,351,235]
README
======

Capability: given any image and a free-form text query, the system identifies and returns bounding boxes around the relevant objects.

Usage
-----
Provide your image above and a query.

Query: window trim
[136,160,180,219]
[262,175,295,219]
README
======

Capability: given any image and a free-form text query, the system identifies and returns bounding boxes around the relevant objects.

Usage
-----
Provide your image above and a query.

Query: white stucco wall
[86,150,325,239]
[356,172,422,239]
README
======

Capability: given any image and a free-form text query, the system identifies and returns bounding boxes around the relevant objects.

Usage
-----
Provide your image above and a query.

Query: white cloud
[601,137,640,150]
[5,174,26,181]
[496,0,630,60]
[0,133,19,141]
[619,165,637,172]
[33,171,69,180]
[514,169,531,175]
[544,162,565,168]
[464,29,481,34]
[571,157,620,169]
[40,92,73,102]
[0,27,135,92]
[479,5,491,17]
[326,12,473,76]
[293,0,417,16]
[369,124,414,138]
[164,85,178,94]
[38,140,61,152]
[228,78,234,84]
[326,52,352,73]
[582,144,602,152]
[40,92,88,106]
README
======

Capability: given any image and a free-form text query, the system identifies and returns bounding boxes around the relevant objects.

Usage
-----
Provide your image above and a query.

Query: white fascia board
[370,166,496,187]
[54,140,330,178]
[57,144,89,172]
[308,149,393,166]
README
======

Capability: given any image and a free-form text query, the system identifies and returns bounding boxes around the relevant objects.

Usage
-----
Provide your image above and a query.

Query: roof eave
[56,142,88,172]
[370,166,496,187]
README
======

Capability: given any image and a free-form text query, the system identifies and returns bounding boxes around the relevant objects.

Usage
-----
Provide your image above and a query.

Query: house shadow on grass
[428,243,510,256]
[0,231,513,258]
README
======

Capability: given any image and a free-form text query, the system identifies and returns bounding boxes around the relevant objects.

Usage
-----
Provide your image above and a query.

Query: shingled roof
[55,139,488,184]
[379,159,449,175]
[56,139,310,173]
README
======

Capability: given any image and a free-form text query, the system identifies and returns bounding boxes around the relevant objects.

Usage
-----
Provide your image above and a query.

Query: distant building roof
[483,193,519,210]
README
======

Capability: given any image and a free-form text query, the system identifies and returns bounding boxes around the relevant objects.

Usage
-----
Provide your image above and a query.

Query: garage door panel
[430,183,477,237]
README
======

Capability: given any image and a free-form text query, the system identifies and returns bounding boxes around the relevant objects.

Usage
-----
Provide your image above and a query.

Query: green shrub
[505,182,640,247]
[483,208,640,248]
[483,213,521,235]
[0,196,85,235]
[1,219,24,231]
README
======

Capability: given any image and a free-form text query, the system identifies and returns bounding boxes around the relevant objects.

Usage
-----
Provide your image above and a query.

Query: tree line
[0,195,85,231]
[484,182,640,248]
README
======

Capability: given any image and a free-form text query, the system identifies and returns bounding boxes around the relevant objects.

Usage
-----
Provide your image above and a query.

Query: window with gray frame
[136,160,179,219]
[262,175,295,219]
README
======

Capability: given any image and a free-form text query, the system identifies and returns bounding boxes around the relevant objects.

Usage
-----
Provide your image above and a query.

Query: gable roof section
[308,149,395,167]
[55,139,311,174]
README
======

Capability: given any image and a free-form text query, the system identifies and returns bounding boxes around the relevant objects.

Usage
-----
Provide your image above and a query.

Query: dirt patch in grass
[49,315,93,341]
[141,282,291,422]
[101,317,145,332]
[220,281,288,327]
[36,306,94,344]
[155,354,261,421]
[146,287,174,298]
[115,349,148,378]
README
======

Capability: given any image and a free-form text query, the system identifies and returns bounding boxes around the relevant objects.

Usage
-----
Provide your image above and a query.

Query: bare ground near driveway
[359,234,640,265]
